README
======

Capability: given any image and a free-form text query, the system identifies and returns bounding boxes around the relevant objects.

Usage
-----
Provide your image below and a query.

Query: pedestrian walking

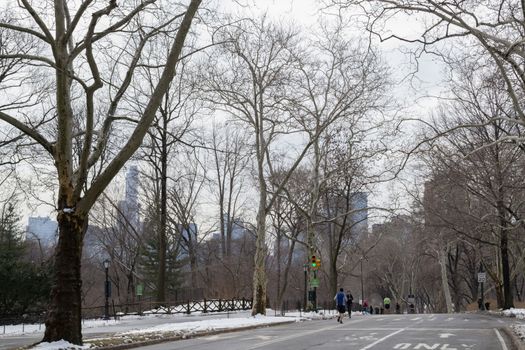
[334,288,347,324]
[383,296,391,313]
[346,292,353,318]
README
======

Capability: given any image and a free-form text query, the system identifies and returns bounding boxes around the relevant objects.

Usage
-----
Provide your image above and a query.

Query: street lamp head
[103,259,110,269]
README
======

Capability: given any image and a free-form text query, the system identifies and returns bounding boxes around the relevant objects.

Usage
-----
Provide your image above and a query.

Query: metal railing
[82,297,253,319]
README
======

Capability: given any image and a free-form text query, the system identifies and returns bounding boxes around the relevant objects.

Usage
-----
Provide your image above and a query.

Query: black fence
[82,297,253,319]
[1,297,253,329]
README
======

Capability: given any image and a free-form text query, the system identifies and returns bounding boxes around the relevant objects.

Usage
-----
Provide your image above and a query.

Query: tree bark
[157,116,168,304]
[500,223,514,309]
[438,245,454,313]
[43,212,86,344]
[252,196,268,315]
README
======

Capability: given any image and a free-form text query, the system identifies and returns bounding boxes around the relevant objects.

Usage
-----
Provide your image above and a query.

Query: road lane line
[359,328,405,350]
[246,319,368,349]
[494,329,509,350]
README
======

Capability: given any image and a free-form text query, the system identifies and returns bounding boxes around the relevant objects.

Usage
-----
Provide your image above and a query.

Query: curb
[90,320,297,349]
[501,327,525,350]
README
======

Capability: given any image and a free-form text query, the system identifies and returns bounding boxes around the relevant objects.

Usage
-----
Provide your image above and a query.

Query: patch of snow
[120,315,293,336]
[0,319,120,337]
[512,324,525,342]
[30,340,91,349]
[503,308,525,319]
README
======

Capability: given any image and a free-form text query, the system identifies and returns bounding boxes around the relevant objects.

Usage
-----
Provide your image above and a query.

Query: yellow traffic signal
[316,258,321,268]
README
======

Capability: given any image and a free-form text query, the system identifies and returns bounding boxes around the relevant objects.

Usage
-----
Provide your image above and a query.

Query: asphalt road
[134,313,516,350]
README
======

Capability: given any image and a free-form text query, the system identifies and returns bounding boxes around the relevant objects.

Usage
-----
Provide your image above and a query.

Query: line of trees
[2,0,525,346]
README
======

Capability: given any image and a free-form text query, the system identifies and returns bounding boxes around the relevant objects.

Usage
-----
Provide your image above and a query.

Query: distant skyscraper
[26,216,58,247]
[350,192,368,235]
[117,165,141,232]
[126,166,139,208]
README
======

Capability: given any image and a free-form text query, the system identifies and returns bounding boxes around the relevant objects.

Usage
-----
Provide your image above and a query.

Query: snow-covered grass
[0,318,120,337]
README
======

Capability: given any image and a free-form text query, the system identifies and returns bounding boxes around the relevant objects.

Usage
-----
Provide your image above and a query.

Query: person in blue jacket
[334,288,347,323]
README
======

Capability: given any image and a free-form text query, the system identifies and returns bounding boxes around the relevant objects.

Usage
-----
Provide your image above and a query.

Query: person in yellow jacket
[383,297,391,313]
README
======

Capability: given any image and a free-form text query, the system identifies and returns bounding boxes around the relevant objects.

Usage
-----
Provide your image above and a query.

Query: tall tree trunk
[43,212,86,344]
[501,227,514,309]
[189,239,198,289]
[438,246,454,313]
[157,125,168,303]
[276,238,296,314]
[252,197,267,315]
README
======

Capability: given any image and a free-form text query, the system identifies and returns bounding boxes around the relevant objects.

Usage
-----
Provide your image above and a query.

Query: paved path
[134,313,516,350]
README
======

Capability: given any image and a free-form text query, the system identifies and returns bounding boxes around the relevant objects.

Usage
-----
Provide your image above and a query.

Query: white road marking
[414,345,440,349]
[411,317,422,321]
[497,319,504,324]
[495,329,509,350]
[246,318,368,349]
[439,333,455,338]
[394,344,411,349]
[359,328,406,350]
[445,317,454,322]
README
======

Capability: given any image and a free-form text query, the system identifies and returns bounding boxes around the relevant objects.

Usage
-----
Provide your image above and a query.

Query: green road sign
[136,284,144,296]
[309,278,320,288]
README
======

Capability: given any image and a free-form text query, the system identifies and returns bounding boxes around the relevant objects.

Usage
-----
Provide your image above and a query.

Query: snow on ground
[501,308,525,345]
[118,310,337,336]
[31,340,91,350]
[0,318,120,337]
[0,309,339,338]
[120,314,296,336]
[503,308,525,319]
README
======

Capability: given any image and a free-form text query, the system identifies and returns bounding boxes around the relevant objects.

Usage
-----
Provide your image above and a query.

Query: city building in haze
[26,216,58,247]
[117,165,141,233]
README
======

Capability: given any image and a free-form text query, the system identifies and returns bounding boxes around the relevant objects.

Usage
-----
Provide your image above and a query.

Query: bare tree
[262,21,394,309]
[90,192,144,308]
[419,70,525,309]
[136,48,199,303]
[201,17,303,315]
[209,123,250,259]
[0,1,202,344]
[167,148,207,290]
[334,0,525,128]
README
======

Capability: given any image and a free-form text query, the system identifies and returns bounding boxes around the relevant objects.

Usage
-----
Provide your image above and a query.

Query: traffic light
[316,258,321,268]
[311,255,317,268]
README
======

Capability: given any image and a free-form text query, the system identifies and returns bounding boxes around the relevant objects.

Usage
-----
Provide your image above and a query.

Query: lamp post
[360,257,364,309]
[103,259,111,320]
[303,264,308,311]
